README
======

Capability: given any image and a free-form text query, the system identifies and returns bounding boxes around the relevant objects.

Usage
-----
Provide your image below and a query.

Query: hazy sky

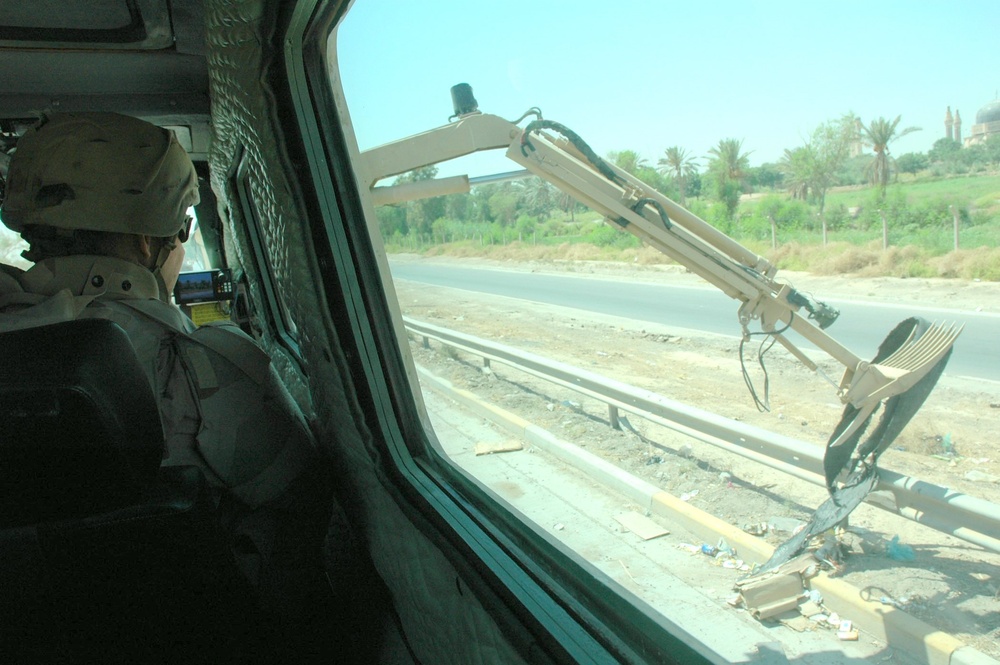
[338,0,1000,179]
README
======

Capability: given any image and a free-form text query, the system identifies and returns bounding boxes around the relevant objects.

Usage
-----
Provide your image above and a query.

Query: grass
[390,174,1000,281]
[823,175,1000,213]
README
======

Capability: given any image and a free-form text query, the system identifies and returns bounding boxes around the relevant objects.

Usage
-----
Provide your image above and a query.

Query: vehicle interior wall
[204,1,535,662]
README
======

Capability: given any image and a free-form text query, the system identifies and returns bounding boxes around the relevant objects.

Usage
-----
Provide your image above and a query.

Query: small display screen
[174,269,235,305]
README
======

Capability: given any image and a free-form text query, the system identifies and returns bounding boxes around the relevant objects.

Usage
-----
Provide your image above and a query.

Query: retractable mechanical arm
[359,93,961,451]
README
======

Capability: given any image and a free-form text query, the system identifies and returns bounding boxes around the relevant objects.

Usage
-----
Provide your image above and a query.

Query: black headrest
[0,318,164,526]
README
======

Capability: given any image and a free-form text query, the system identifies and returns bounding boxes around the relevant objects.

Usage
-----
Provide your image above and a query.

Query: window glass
[338,2,1000,662]
[0,224,28,269]
[180,207,211,273]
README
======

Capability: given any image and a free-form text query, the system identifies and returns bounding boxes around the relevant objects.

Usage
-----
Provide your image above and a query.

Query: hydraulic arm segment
[360,86,962,568]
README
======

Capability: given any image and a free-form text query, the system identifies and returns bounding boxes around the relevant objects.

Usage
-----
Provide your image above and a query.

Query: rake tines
[841,320,963,410]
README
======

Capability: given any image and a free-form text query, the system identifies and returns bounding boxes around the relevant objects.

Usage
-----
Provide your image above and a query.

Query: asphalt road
[389,261,999,383]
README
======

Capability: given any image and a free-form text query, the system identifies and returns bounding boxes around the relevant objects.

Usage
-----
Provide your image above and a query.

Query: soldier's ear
[137,235,153,260]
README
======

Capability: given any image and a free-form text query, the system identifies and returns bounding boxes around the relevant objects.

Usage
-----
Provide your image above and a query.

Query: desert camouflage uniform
[0,254,331,618]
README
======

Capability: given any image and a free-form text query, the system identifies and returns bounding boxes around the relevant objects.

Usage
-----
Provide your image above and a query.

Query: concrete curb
[418,366,998,665]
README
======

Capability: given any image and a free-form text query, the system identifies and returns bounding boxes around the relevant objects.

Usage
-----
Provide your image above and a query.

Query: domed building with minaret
[961,98,1000,146]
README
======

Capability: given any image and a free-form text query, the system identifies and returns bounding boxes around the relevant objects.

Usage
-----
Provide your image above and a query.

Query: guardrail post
[483,357,491,370]
[609,405,621,430]
[422,335,430,349]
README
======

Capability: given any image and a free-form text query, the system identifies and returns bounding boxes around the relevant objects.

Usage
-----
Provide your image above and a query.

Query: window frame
[278,1,716,662]
[233,148,304,359]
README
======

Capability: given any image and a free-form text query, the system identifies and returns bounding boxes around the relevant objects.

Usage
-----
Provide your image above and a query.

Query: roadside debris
[733,552,817,620]
[474,439,524,455]
[885,535,916,562]
[931,433,964,462]
[613,511,669,540]
[965,469,1000,484]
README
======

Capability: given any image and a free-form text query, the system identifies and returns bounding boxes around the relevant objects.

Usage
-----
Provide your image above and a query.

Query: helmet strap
[150,237,177,302]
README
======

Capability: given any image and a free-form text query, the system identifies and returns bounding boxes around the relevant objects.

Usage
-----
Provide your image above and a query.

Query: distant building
[944,106,963,143]
[964,99,1000,146]
[849,117,864,157]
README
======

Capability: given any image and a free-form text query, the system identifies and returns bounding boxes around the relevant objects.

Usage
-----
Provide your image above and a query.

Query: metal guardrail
[405,316,1000,554]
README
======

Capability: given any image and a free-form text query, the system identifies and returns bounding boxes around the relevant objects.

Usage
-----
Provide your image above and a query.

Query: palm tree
[708,138,751,182]
[515,177,556,219]
[779,146,812,202]
[860,116,920,200]
[707,138,752,219]
[606,149,648,175]
[657,146,699,205]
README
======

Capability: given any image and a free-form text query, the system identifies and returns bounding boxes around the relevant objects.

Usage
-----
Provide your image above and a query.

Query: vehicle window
[337,2,1000,662]
[234,153,302,356]
[181,207,211,273]
[0,224,28,269]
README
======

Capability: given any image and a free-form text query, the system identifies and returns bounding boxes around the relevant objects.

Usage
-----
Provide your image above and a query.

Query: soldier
[0,112,334,641]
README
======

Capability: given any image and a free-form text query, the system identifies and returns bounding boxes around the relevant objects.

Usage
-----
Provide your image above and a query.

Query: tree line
[375,113,1000,250]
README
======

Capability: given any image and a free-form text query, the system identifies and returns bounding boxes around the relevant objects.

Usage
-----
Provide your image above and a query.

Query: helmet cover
[1,112,199,237]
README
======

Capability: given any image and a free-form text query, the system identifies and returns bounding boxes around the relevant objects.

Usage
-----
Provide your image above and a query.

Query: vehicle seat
[0,318,269,663]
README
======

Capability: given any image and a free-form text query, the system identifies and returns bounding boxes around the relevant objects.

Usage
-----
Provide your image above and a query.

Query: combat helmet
[1,112,199,237]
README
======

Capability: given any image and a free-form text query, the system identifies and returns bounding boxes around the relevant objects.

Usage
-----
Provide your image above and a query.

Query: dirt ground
[390,254,1000,657]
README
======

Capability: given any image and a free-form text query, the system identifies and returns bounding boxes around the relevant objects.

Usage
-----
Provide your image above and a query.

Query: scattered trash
[990,403,1000,409]
[719,472,732,481]
[734,553,815,621]
[806,589,823,605]
[561,400,581,409]
[677,543,701,554]
[941,433,957,456]
[893,446,906,452]
[965,469,1000,484]
[798,600,823,618]
[679,443,694,458]
[474,440,524,456]
[737,572,804,620]
[680,490,699,502]
[743,522,768,536]
[645,455,662,465]
[613,512,668,540]
[885,535,915,561]
[769,516,806,534]
[826,612,841,627]
[832,618,858,640]
[545,403,554,411]
[553,523,565,531]
[971,572,991,582]
[813,538,847,570]
[779,614,813,632]
[700,543,718,556]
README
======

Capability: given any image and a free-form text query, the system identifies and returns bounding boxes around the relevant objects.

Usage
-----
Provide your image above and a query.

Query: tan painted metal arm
[360,113,959,409]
